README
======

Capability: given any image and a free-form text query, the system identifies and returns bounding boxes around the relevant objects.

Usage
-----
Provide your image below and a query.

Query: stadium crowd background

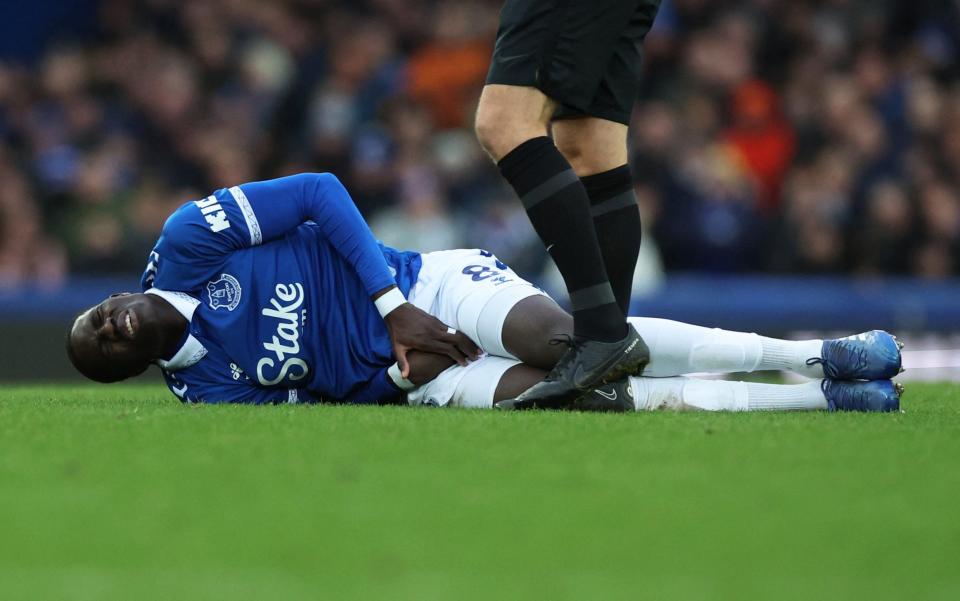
[1,0,958,293]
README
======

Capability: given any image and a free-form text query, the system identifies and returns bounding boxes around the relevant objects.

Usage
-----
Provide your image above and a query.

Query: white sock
[629,376,828,412]
[627,317,825,378]
[756,336,825,378]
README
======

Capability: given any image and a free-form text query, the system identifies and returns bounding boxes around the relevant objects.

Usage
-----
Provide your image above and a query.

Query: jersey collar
[145,288,208,371]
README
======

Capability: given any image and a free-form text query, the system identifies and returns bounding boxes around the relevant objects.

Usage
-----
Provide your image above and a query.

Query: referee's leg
[474,85,627,344]
[553,118,640,318]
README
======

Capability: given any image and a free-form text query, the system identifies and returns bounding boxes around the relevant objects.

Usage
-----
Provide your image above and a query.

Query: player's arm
[348,351,457,405]
[157,173,480,372]
[235,173,481,374]
[159,173,397,295]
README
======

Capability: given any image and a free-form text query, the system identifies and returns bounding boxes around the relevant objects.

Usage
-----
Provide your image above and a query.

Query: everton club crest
[206,273,242,311]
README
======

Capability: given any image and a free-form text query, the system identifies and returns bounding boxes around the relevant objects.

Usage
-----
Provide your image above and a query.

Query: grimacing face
[67,293,171,383]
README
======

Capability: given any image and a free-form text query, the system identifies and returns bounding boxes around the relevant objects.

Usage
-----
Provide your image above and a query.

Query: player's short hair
[65,312,121,383]
[65,313,95,380]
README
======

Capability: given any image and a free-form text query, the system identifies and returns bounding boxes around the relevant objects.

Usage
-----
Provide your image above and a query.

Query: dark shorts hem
[485,0,660,124]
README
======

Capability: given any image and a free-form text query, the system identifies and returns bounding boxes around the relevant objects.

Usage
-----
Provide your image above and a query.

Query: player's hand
[384,303,482,378]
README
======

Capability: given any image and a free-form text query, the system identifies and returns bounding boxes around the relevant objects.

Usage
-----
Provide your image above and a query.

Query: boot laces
[544,335,583,380]
[806,341,869,379]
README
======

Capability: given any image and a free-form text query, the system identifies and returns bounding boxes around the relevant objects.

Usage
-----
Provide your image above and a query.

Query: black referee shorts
[485,0,661,125]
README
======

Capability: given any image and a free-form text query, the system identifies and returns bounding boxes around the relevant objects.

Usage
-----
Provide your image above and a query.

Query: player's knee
[502,296,573,369]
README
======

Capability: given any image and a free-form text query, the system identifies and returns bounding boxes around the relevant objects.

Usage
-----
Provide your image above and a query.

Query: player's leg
[494,364,549,402]
[406,354,544,409]
[496,295,901,380]
[629,317,821,378]
[408,361,900,412]
[630,377,826,411]
[411,249,611,372]
[627,376,901,413]
[630,319,903,380]
[419,249,902,384]
[499,295,572,370]
[405,356,824,412]
[496,294,825,378]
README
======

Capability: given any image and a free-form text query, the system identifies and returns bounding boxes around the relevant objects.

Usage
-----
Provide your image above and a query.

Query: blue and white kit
[141,173,543,406]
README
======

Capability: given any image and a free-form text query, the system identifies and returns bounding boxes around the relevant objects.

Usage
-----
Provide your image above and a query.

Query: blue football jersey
[139,173,422,404]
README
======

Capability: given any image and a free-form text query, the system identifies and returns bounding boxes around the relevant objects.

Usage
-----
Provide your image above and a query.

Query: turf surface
[1,382,958,601]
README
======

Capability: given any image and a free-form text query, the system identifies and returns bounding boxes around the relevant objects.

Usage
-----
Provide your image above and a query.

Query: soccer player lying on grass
[66,173,904,412]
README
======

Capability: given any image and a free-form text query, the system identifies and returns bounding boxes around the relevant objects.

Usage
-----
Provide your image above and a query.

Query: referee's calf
[474,0,663,408]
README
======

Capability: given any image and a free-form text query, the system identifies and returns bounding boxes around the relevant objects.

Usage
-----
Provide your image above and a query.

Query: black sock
[498,137,626,342]
[581,165,640,318]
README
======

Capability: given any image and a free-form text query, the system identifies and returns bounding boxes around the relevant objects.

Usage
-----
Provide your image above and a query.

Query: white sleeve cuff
[374,287,407,318]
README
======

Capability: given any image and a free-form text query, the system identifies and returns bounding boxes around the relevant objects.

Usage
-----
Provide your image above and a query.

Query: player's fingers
[437,342,469,366]
[450,332,481,359]
[395,348,410,379]
[440,329,481,359]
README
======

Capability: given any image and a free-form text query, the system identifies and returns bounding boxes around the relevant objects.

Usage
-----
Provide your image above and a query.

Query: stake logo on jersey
[257,282,308,386]
[206,274,242,311]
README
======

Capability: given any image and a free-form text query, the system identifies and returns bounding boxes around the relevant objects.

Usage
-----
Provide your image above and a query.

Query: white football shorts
[404,248,547,408]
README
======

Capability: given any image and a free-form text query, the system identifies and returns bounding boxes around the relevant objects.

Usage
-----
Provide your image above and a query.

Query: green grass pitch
[1,382,959,601]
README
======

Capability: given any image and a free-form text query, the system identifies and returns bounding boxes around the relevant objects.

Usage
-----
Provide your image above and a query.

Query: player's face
[69,293,168,382]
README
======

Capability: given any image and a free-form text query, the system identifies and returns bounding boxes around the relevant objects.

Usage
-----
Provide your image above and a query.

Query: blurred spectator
[723,80,794,213]
[852,180,916,275]
[0,159,66,288]
[406,1,493,129]
[0,0,957,290]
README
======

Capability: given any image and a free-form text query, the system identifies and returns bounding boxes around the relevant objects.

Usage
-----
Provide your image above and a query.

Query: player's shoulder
[159,191,236,252]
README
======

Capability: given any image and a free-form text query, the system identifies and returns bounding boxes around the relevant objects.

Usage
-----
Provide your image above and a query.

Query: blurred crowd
[0,0,958,290]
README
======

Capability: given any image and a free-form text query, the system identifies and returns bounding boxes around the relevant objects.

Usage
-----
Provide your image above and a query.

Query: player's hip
[408,248,548,359]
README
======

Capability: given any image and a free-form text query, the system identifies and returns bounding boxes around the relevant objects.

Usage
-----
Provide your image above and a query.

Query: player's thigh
[500,294,572,370]
[552,118,629,176]
[486,0,641,116]
[411,249,549,359]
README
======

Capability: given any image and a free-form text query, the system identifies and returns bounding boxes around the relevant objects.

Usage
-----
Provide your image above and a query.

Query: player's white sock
[756,336,825,378]
[629,376,828,412]
[627,317,824,378]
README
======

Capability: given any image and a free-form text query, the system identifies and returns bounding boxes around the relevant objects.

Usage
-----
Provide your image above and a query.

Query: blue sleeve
[159,173,396,297]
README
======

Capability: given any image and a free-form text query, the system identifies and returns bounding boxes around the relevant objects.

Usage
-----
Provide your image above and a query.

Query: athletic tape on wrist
[375,288,407,318]
[387,362,416,391]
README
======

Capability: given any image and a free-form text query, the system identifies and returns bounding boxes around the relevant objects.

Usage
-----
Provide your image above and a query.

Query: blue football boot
[807,330,903,380]
[821,379,903,412]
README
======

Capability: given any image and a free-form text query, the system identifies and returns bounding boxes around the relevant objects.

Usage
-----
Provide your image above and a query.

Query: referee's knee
[474,104,517,161]
[474,87,552,161]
